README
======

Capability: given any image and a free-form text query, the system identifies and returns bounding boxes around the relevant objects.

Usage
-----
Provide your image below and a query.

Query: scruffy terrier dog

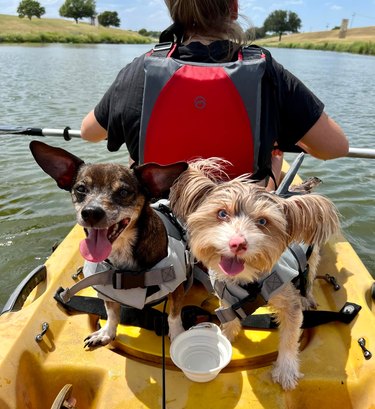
[170,159,340,390]
[30,141,189,347]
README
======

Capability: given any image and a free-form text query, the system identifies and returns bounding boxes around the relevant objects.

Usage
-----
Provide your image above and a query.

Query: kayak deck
[1,222,375,409]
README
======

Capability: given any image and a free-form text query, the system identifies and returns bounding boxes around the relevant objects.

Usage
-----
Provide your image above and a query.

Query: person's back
[140,43,268,179]
[81,0,348,187]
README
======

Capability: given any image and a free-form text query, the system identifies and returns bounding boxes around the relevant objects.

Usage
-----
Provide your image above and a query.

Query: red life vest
[139,43,267,179]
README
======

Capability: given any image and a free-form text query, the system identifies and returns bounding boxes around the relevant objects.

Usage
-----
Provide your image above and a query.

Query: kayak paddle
[1,125,375,159]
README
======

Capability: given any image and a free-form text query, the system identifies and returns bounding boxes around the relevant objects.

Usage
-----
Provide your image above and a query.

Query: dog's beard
[79,218,130,262]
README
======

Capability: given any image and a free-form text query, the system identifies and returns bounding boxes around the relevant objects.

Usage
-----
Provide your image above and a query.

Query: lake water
[0,44,374,310]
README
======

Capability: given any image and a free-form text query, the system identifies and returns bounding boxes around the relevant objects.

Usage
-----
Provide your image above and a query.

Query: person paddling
[81,0,348,187]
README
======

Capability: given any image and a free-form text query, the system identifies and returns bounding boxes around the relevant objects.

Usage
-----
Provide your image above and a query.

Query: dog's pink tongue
[219,256,245,276]
[79,228,112,262]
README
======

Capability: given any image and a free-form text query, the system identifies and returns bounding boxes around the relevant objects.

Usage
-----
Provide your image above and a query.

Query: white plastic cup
[170,322,232,382]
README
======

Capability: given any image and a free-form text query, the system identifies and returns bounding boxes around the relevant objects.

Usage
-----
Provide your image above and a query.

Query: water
[0,44,374,310]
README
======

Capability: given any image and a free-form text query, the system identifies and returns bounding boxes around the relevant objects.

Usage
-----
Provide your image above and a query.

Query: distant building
[339,19,349,38]
[90,16,99,27]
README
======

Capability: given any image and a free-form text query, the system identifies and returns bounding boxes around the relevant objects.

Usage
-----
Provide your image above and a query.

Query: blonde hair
[164,0,246,45]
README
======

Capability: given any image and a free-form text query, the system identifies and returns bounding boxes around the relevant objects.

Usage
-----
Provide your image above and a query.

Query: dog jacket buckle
[113,270,145,290]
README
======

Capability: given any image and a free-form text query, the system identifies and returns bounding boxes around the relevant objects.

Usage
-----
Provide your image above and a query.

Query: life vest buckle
[113,270,145,290]
[153,42,173,52]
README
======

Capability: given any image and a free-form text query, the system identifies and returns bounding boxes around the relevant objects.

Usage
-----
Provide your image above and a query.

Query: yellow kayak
[0,174,374,409]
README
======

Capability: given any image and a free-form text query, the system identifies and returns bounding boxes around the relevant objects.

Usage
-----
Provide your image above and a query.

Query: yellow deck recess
[0,170,374,408]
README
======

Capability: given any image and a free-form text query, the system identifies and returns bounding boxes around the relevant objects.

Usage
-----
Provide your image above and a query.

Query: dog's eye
[217,209,229,220]
[75,185,87,195]
[118,188,129,198]
[256,218,267,226]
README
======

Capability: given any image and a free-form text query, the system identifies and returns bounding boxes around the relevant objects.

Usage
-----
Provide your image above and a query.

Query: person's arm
[296,112,349,159]
[81,110,107,142]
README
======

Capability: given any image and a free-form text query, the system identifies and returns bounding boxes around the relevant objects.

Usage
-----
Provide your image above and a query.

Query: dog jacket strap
[59,266,114,303]
[151,199,187,241]
[214,279,266,322]
[59,261,177,303]
[261,244,308,300]
[288,243,307,273]
[212,244,309,324]
[113,265,176,289]
[193,265,214,293]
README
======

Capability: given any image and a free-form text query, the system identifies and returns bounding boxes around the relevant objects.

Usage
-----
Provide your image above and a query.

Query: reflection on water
[0,44,374,309]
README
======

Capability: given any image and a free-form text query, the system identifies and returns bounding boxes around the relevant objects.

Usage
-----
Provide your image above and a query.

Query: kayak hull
[1,180,375,408]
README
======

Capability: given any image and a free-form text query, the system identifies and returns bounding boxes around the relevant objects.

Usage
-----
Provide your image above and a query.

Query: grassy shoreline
[0,14,152,44]
[257,26,375,55]
[1,14,374,54]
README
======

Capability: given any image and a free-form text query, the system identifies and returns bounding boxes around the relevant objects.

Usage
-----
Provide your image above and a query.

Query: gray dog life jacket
[209,243,310,324]
[60,200,192,310]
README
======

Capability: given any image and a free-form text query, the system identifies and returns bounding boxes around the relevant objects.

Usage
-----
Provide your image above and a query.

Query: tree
[59,0,96,24]
[17,0,45,20]
[263,10,301,41]
[246,26,266,40]
[98,11,120,27]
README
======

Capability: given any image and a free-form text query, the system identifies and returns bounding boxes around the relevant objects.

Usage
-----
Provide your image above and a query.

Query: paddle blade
[0,126,43,136]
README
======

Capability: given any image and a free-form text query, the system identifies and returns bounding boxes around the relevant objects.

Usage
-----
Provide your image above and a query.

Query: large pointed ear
[133,161,188,198]
[29,141,84,191]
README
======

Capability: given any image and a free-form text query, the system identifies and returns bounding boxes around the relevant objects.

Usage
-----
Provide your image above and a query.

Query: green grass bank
[0,14,152,44]
[1,14,374,54]
[257,26,375,55]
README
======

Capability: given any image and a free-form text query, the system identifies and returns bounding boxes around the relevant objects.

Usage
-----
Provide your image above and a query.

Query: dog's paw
[271,357,303,390]
[301,294,318,310]
[168,316,185,342]
[221,318,241,342]
[84,328,115,348]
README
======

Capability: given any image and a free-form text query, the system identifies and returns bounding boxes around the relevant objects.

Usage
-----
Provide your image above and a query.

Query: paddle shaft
[0,126,81,139]
[345,148,375,159]
[1,126,375,158]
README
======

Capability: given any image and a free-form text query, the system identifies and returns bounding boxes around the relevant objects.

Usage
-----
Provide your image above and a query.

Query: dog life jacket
[210,243,310,324]
[59,200,193,310]
[139,42,272,180]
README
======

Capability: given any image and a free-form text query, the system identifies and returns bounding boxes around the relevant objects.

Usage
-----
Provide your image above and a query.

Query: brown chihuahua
[30,141,189,347]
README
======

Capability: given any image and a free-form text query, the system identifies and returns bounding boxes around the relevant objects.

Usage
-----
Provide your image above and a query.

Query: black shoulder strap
[159,22,184,44]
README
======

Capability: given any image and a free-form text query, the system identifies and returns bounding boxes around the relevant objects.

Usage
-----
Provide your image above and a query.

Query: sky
[1,0,375,33]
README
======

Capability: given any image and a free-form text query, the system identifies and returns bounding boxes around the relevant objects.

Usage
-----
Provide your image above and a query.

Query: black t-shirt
[94,41,324,175]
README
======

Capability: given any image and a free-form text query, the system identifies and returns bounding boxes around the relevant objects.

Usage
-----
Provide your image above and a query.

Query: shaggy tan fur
[170,158,340,390]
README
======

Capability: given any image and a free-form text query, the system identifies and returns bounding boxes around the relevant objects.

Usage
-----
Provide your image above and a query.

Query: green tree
[17,0,45,20]
[98,11,120,27]
[263,10,301,41]
[246,26,266,40]
[59,0,96,24]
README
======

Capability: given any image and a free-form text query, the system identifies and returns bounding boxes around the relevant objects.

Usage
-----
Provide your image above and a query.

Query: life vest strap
[209,243,310,324]
[59,262,177,303]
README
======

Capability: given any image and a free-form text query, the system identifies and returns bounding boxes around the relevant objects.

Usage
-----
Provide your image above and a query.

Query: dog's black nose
[81,206,105,224]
